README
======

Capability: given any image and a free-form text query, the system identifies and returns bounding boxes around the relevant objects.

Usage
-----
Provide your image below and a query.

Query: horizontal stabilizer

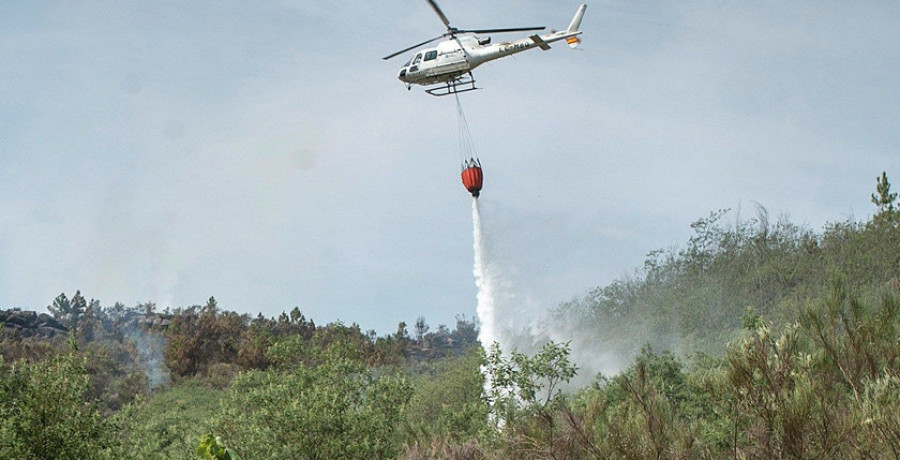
[530,34,552,50]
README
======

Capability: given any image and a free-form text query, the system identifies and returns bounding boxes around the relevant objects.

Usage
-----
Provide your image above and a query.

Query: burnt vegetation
[1,172,899,459]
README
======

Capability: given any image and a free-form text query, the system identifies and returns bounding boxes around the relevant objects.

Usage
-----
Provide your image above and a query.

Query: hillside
[553,172,900,363]
[1,172,899,458]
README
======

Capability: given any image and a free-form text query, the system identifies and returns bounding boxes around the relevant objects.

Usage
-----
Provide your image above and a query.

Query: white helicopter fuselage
[397,5,585,87]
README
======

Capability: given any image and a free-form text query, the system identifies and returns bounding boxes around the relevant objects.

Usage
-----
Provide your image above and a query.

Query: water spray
[472,198,496,349]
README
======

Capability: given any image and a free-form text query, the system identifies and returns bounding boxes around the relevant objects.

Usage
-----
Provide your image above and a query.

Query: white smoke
[126,326,171,390]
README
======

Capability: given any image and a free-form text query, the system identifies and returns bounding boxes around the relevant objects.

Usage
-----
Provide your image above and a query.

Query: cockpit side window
[412,53,422,66]
[424,50,438,61]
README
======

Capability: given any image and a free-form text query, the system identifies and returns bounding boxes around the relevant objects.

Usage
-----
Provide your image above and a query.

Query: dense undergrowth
[1,172,898,459]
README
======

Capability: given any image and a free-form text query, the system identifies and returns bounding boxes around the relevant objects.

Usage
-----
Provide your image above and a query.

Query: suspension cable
[455,92,479,168]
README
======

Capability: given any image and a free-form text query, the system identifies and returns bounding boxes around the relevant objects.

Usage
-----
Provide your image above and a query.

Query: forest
[1,172,899,459]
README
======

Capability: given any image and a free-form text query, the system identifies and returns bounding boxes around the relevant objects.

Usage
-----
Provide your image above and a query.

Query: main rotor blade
[461,26,546,34]
[382,33,448,60]
[427,0,452,30]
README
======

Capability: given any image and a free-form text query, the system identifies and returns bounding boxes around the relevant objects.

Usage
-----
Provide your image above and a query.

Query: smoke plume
[126,326,171,390]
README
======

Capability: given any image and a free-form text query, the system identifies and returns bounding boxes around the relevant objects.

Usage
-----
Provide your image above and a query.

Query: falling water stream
[472,198,496,350]
[471,197,498,404]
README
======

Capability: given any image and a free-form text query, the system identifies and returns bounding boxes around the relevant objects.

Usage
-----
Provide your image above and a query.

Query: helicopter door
[409,53,423,73]
[422,50,438,71]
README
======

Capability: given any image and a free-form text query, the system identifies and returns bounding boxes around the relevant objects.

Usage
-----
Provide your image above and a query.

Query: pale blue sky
[1,1,898,333]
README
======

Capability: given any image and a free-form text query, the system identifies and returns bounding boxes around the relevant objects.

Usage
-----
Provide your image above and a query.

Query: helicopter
[384,1,587,96]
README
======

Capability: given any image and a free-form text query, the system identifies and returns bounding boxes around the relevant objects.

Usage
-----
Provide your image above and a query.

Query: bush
[0,345,120,459]
[216,348,412,459]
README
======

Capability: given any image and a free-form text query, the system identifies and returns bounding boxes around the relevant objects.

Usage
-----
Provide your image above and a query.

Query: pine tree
[47,291,86,328]
[871,171,899,224]
[872,171,897,213]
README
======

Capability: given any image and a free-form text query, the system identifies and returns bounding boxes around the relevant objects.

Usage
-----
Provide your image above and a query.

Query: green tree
[872,171,897,215]
[414,316,430,342]
[486,341,578,416]
[870,171,900,230]
[48,291,88,329]
[484,341,578,457]
[0,343,120,459]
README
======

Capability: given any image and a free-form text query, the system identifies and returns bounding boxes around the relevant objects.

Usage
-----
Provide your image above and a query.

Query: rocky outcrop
[135,313,172,329]
[0,309,68,338]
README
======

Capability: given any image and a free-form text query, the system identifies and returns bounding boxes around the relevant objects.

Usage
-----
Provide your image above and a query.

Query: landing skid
[425,74,479,97]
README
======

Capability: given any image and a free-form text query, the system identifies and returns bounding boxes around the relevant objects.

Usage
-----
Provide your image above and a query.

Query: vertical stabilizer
[568,4,587,33]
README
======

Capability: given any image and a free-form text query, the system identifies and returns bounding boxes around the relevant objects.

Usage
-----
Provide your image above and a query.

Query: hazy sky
[2,1,898,333]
